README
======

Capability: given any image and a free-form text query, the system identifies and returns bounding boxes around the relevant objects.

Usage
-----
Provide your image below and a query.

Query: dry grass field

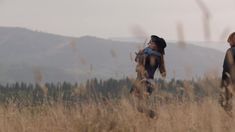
[0,83,234,132]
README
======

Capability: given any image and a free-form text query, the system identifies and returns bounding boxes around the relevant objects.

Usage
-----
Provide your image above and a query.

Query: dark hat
[151,35,167,54]
[151,35,167,49]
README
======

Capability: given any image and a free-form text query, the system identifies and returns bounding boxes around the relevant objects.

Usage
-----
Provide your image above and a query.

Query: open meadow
[0,77,234,132]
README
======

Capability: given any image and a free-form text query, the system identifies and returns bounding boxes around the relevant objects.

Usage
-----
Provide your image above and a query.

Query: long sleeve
[160,55,166,77]
[222,51,229,81]
[221,49,234,87]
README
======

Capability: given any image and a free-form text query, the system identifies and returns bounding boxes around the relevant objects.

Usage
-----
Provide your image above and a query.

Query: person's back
[138,35,166,79]
[222,33,235,86]
[131,35,167,95]
[143,47,163,79]
[221,32,235,111]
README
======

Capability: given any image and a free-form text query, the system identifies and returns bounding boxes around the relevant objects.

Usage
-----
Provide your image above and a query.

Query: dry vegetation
[0,1,232,131]
[0,77,234,132]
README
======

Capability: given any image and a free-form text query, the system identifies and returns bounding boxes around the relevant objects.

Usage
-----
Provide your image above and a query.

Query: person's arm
[135,49,144,62]
[159,55,166,78]
[221,49,232,87]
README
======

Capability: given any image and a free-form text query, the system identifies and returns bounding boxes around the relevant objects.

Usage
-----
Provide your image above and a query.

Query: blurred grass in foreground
[0,76,234,132]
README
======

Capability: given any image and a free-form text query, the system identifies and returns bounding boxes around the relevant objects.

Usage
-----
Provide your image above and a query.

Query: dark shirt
[222,46,235,86]
[143,47,162,79]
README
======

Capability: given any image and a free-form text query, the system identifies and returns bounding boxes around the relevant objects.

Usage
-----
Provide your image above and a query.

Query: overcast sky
[0,0,235,42]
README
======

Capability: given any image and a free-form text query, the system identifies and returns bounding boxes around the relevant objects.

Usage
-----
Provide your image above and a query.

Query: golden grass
[0,95,234,132]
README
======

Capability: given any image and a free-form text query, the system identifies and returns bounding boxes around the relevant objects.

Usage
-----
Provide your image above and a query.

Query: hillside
[0,27,225,83]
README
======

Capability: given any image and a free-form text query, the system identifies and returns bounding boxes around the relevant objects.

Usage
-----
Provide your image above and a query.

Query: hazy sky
[0,0,235,41]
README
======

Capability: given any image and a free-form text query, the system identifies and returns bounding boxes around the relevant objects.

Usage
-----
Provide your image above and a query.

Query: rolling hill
[0,27,225,83]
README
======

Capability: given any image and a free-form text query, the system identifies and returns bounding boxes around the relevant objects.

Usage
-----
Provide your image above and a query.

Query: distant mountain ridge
[0,27,225,83]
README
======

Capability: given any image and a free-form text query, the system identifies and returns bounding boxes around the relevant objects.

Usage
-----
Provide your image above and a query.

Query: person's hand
[161,72,166,78]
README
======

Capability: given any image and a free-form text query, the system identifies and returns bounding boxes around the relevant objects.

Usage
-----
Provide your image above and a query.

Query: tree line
[0,77,220,107]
